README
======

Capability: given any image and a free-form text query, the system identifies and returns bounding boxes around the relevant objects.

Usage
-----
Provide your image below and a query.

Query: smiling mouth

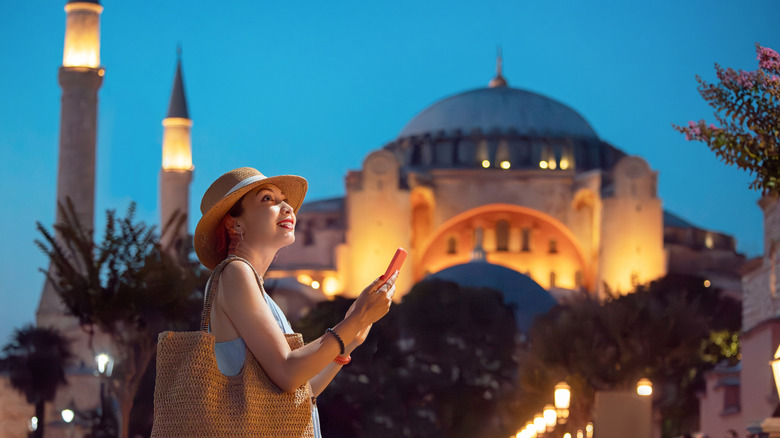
[277,220,295,229]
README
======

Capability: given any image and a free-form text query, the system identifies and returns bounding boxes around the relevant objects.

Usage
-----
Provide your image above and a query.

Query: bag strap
[200,256,268,332]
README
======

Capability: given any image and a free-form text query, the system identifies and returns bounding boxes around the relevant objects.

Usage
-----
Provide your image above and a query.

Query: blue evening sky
[1,0,777,344]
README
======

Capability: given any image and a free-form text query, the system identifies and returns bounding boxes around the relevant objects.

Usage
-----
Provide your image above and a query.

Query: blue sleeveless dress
[209,268,323,438]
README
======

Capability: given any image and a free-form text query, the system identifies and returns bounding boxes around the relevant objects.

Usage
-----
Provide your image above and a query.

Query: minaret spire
[488,45,508,88]
[160,49,194,258]
[167,47,189,119]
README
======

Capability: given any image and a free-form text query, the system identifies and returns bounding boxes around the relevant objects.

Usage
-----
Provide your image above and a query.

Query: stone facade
[699,197,780,436]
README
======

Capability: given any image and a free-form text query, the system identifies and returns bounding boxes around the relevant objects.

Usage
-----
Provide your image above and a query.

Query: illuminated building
[272,55,695,303]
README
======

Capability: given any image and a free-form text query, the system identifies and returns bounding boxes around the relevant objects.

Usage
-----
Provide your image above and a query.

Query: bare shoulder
[219,260,261,299]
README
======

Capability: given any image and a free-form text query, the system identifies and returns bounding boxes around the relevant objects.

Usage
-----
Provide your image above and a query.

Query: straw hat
[194,167,307,269]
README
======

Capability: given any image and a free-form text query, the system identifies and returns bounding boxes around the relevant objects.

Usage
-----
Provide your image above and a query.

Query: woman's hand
[346,271,398,329]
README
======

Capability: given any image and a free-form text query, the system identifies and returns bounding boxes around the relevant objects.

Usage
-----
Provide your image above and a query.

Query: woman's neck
[228,246,275,277]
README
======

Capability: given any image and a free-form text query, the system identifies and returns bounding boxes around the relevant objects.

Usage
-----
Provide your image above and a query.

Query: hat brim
[194,175,307,270]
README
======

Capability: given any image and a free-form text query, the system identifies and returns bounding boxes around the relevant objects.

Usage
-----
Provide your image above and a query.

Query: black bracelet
[326,328,345,355]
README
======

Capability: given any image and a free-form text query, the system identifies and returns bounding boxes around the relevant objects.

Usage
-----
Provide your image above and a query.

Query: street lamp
[555,382,571,423]
[772,345,780,399]
[543,404,557,432]
[534,414,546,435]
[636,378,653,396]
[95,353,113,377]
[61,409,74,423]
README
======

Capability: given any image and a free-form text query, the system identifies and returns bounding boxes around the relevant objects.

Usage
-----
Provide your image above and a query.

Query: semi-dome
[428,261,557,333]
[399,86,598,140]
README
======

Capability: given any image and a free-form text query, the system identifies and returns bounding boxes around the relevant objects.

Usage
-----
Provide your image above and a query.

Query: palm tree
[0,324,73,438]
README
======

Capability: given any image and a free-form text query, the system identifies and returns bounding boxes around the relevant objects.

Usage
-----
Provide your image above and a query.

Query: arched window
[549,239,558,254]
[549,271,557,288]
[447,237,457,255]
[575,271,583,289]
[495,220,509,252]
[521,228,531,252]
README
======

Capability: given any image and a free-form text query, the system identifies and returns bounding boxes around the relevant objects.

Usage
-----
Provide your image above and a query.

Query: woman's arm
[308,323,373,396]
[219,261,395,392]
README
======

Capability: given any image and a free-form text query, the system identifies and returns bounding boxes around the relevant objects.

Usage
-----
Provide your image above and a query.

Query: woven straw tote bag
[152,256,315,437]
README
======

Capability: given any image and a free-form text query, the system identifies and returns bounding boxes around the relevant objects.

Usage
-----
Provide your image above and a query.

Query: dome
[399,86,598,140]
[428,261,557,333]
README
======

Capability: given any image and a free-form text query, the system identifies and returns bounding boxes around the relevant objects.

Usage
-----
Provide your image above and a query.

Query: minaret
[37,0,104,327]
[159,51,193,257]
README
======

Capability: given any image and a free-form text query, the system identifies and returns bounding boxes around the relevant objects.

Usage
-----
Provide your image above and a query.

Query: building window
[496,220,509,252]
[447,237,457,255]
[303,227,314,246]
[549,239,558,254]
[575,271,583,288]
[521,228,531,252]
[722,385,740,414]
[549,271,556,288]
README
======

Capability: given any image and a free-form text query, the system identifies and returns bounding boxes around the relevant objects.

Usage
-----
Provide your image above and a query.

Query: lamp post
[762,345,780,437]
[554,382,571,424]
[636,378,653,397]
[94,353,114,437]
[544,404,557,433]
[61,407,75,438]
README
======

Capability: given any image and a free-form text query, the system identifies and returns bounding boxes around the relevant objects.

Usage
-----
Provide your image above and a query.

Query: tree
[0,324,73,438]
[294,279,523,438]
[674,43,780,195]
[516,275,741,437]
[35,200,204,438]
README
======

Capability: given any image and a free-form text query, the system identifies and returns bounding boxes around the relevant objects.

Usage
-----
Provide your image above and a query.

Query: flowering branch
[674,43,780,195]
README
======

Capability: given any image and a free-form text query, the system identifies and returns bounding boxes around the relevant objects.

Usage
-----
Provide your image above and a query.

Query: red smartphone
[380,248,407,282]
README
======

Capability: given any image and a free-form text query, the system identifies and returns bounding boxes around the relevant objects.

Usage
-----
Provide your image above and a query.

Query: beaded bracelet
[325,328,345,355]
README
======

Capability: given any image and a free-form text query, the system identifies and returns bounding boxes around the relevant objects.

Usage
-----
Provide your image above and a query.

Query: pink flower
[758,45,780,71]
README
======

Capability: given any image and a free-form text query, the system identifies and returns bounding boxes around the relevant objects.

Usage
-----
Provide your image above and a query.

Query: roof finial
[489,45,508,88]
[176,43,182,61]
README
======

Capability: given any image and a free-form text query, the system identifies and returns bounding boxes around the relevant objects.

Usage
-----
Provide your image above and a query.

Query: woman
[194,167,397,436]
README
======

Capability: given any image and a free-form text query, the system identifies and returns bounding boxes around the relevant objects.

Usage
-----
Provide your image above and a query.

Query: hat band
[227,174,266,197]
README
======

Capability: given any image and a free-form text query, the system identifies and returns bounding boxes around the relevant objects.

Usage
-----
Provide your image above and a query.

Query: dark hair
[215,194,247,261]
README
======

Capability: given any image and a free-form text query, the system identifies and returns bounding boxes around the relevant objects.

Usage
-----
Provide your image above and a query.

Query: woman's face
[234,184,296,251]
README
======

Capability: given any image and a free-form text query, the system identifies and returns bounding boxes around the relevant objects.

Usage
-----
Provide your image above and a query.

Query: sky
[0,0,778,344]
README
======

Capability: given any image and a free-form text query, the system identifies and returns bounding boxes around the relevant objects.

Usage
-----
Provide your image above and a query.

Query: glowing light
[539,161,548,169]
[704,279,711,288]
[500,160,511,169]
[62,409,74,423]
[311,280,320,290]
[543,405,557,429]
[577,430,584,438]
[322,276,340,296]
[549,160,557,170]
[482,160,491,168]
[62,3,103,68]
[525,422,537,438]
[563,434,571,438]
[534,414,545,433]
[162,118,194,171]
[560,159,569,170]
[636,378,653,396]
[705,233,714,249]
[554,382,571,409]
[297,274,313,285]
[29,417,38,432]
[771,345,780,402]
[586,422,594,438]
[96,353,111,375]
